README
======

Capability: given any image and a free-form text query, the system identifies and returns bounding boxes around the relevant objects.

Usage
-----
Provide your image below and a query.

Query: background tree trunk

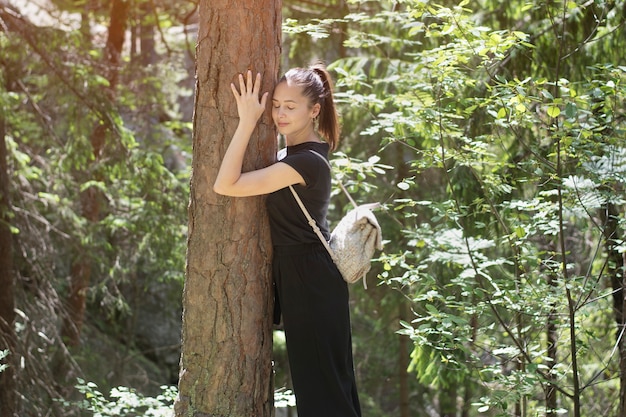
[62,0,130,347]
[174,0,281,416]
[601,202,626,416]
[0,96,17,417]
[398,299,410,417]
[546,270,558,417]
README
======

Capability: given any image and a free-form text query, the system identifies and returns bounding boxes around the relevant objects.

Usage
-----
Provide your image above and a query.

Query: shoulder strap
[307,149,332,169]
[307,150,358,209]
[288,185,337,262]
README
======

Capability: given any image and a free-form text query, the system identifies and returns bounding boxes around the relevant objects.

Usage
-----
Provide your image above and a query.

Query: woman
[213,64,362,417]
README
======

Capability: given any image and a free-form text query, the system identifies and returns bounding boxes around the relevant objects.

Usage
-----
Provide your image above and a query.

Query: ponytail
[280,63,341,151]
[310,64,340,151]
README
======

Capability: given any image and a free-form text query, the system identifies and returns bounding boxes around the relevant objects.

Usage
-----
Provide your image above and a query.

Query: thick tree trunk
[62,0,130,347]
[0,98,17,417]
[174,1,281,416]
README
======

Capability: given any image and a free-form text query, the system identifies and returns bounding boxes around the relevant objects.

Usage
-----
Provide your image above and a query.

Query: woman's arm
[213,71,303,197]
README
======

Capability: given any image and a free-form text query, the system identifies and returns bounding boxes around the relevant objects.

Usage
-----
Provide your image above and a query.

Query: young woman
[213,64,362,417]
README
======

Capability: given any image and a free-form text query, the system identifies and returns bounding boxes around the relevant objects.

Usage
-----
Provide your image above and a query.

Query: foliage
[69,379,297,416]
[273,388,297,408]
[69,379,176,417]
[1,1,192,414]
[4,0,626,415]
[287,0,626,415]
[0,350,8,374]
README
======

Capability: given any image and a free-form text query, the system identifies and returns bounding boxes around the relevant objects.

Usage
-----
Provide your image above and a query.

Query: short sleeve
[281,151,322,188]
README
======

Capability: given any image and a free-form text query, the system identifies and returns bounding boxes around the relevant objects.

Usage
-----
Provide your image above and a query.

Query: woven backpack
[288,150,383,288]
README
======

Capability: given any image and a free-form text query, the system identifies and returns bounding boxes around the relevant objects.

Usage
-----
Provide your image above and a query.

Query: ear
[311,103,321,119]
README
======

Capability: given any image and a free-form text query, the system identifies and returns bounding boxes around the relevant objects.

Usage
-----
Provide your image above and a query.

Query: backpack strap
[288,150,379,289]
[288,185,337,262]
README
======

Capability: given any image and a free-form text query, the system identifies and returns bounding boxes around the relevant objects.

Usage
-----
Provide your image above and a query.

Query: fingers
[230,71,267,118]
[239,72,247,95]
[252,71,262,95]
[230,82,240,99]
[247,70,254,93]
[232,70,263,95]
[259,91,269,108]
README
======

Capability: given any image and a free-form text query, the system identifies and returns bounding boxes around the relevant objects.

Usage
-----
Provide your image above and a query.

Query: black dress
[267,141,361,417]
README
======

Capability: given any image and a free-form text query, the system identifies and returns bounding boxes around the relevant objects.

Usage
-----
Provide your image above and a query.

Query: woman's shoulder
[282,145,329,172]
[286,141,329,158]
[279,143,330,186]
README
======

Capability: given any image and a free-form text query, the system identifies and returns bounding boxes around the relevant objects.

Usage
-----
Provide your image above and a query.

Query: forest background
[1,0,625,416]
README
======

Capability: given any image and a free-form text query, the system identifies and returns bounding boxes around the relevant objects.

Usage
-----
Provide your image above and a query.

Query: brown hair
[279,63,340,151]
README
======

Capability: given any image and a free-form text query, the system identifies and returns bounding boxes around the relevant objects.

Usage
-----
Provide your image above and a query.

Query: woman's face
[271,81,320,139]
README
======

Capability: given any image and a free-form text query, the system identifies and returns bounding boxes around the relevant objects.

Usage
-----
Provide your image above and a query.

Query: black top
[266,141,331,246]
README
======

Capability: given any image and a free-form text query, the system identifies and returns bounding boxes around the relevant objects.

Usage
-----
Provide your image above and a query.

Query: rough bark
[0,94,17,417]
[174,0,281,416]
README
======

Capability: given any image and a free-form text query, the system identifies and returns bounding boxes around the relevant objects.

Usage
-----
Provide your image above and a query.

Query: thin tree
[174,0,281,416]
[0,94,17,417]
[601,200,626,415]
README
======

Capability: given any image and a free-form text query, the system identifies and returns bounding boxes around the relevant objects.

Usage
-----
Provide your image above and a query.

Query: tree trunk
[399,299,410,417]
[62,0,130,347]
[138,0,157,67]
[600,202,626,416]
[440,384,457,417]
[546,271,558,417]
[462,311,478,417]
[0,95,17,417]
[174,1,281,416]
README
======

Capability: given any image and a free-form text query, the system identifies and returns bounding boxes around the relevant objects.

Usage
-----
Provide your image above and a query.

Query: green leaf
[564,102,577,118]
[397,182,410,190]
[37,192,60,204]
[425,304,439,315]
[547,106,561,118]
[79,180,107,194]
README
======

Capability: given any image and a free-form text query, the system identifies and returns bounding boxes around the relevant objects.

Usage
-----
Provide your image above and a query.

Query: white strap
[289,152,374,288]
[287,150,358,257]
[288,185,338,262]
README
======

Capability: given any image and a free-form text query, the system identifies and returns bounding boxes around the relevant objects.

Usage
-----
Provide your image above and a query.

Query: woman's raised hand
[230,70,269,126]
